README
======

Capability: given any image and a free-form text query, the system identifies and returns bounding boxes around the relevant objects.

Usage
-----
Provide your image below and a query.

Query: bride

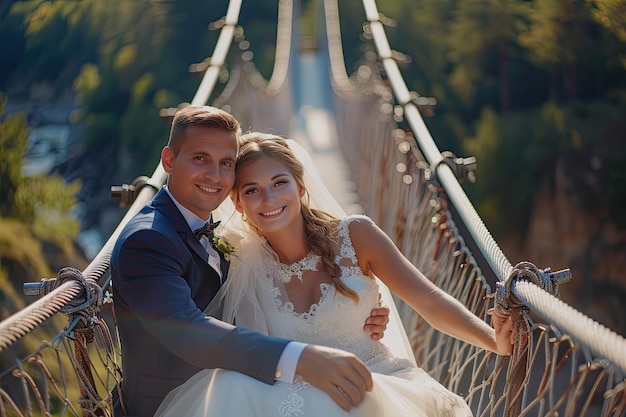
[154,133,514,416]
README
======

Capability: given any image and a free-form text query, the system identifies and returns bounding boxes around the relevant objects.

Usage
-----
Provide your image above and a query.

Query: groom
[110,105,390,417]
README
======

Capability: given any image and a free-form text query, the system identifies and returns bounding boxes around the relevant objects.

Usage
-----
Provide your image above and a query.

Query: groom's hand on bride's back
[364,294,390,341]
[364,303,390,340]
[296,345,373,411]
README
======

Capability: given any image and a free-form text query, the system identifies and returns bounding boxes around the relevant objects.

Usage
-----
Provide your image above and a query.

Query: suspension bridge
[1,0,625,416]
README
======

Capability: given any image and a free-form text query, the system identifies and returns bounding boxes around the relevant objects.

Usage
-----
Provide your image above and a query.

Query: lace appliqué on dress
[275,251,321,283]
[335,216,363,265]
[278,380,310,417]
[429,385,469,417]
[273,283,334,321]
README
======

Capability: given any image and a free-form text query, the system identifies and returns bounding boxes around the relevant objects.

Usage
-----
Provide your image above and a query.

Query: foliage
[371,0,626,232]
[0,218,51,286]
[464,96,626,235]
[587,0,626,45]
[464,106,560,236]
[14,175,82,240]
[0,94,81,243]
[1,0,625,233]
[0,96,28,217]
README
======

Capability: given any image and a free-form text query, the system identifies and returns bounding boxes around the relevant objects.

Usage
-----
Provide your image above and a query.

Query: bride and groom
[111,105,513,417]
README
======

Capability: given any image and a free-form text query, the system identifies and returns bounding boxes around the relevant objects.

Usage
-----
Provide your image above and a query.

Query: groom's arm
[274,342,307,382]
[295,344,373,411]
[275,305,390,383]
[113,227,290,384]
[273,306,389,411]
[274,342,375,411]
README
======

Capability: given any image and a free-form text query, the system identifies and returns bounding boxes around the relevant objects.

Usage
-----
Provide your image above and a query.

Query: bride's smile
[260,206,285,217]
[235,154,305,239]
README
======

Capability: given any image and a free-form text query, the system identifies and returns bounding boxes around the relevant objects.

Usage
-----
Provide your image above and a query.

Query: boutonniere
[211,226,236,260]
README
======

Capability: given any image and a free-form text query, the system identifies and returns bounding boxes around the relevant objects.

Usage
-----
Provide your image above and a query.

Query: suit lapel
[153,189,209,262]
[152,189,227,286]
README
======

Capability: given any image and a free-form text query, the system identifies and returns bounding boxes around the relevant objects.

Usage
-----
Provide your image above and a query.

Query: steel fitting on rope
[111,175,156,208]
[425,151,477,184]
[23,267,103,314]
[495,261,572,316]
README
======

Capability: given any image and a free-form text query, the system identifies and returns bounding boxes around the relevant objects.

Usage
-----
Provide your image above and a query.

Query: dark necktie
[193,221,221,241]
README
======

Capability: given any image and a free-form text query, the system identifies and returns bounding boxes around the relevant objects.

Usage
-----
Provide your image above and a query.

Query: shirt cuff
[275,342,307,383]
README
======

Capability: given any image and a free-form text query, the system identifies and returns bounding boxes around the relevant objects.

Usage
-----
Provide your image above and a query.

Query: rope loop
[55,267,103,315]
[495,261,572,317]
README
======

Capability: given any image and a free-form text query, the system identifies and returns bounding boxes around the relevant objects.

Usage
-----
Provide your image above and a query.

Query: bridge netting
[0,0,624,416]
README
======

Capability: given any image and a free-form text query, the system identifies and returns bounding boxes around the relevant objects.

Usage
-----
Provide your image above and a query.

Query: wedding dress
[154,214,473,417]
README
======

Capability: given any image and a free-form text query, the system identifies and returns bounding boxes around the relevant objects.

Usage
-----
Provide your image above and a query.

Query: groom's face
[162,125,238,220]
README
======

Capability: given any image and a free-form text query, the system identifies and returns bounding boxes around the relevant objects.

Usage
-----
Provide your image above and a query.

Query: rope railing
[325,0,625,415]
[0,2,244,415]
[0,0,243,356]
[211,0,294,133]
[0,281,81,350]
[1,0,625,416]
[513,280,626,372]
[360,0,626,373]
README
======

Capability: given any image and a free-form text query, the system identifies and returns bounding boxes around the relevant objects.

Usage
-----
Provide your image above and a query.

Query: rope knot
[495,261,571,317]
[494,262,571,417]
[56,267,103,314]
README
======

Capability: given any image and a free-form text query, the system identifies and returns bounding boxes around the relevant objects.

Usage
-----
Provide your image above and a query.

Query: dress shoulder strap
[335,215,373,265]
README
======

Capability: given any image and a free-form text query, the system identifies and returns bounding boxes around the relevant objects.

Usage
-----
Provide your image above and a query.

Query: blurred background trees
[0,0,624,332]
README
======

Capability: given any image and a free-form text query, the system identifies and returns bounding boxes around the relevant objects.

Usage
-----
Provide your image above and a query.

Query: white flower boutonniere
[211,226,237,261]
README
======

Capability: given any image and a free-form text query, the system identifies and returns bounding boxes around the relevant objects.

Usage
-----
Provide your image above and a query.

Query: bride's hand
[488,308,514,356]
[296,345,373,411]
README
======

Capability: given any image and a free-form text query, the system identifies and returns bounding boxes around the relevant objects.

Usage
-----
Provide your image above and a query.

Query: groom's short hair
[167,105,241,153]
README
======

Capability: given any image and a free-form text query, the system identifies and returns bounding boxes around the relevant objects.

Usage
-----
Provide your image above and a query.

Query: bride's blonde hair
[231,133,358,301]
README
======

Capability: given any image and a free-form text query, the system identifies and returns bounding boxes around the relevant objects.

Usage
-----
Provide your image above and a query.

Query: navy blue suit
[111,188,289,417]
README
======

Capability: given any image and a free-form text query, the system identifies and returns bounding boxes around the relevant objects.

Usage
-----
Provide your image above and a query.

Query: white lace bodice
[261,215,413,375]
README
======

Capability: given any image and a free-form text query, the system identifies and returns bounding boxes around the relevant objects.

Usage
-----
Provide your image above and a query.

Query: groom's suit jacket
[111,188,289,417]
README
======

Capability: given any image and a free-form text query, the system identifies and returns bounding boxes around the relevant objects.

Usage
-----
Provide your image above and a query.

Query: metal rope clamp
[24,267,103,319]
[494,261,573,417]
[111,175,158,208]
[495,261,572,316]
[425,151,477,184]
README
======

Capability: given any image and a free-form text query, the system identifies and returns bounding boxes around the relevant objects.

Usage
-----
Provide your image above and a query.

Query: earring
[242,212,247,221]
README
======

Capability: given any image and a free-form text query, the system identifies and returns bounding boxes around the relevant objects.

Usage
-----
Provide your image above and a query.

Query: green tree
[379,0,455,100]
[6,0,99,90]
[447,0,527,111]
[586,0,626,43]
[519,0,599,101]
[0,96,28,217]
[378,0,464,153]
[463,106,560,236]
[0,94,81,242]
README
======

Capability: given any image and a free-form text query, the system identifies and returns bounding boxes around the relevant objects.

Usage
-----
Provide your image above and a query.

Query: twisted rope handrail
[212,0,293,131]
[266,0,293,95]
[0,281,81,350]
[324,0,626,415]
[359,0,626,376]
[0,0,243,354]
[513,280,626,372]
[2,1,625,416]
